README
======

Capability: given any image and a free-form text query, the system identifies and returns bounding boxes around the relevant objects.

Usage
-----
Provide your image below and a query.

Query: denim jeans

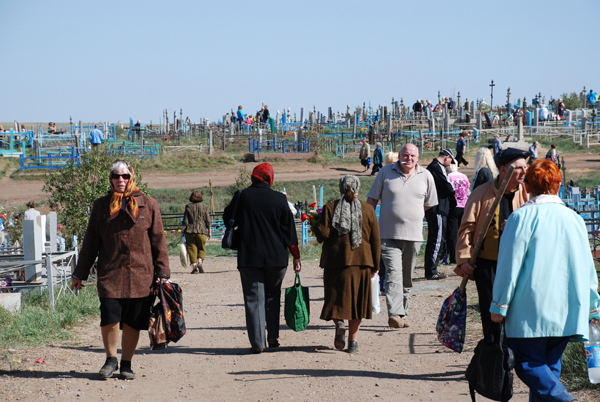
[507,337,574,402]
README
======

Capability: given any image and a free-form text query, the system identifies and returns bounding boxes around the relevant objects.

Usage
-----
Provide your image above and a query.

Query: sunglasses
[111,173,131,180]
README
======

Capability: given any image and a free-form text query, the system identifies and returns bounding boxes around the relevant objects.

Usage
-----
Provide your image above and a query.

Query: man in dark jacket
[424,149,456,279]
[223,163,301,353]
[261,105,270,123]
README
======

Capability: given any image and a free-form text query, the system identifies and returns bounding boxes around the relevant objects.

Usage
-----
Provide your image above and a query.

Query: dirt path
[1,257,541,402]
[2,152,600,208]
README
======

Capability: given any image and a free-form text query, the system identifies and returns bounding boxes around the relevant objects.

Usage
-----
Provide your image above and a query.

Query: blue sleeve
[491,211,529,316]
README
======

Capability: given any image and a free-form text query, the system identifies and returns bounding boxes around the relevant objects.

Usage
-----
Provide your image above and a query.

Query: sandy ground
[0,257,538,402]
[2,152,600,208]
[2,154,600,401]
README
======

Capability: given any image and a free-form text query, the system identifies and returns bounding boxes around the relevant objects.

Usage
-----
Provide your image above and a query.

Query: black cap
[440,148,456,164]
[494,148,530,167]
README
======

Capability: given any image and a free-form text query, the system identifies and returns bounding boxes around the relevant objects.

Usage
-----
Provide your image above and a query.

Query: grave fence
[0,250,78,310]
[20,147,81,171]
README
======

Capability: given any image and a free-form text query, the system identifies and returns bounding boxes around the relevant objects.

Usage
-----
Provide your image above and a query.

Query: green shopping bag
[284,272,310,331]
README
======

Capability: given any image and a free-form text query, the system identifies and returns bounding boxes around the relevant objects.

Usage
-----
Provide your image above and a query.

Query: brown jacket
[315,200,380,270]
[74,192,170,298]
[456,180,529,267]
[182,202,210,234]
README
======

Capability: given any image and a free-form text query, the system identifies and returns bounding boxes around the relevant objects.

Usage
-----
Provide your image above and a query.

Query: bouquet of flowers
[300,203,322,235]
[0,276,13,293]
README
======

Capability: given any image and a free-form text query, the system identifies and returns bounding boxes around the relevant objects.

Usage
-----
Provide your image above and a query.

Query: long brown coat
[74,192,170,299]
[315,200,380,271]
[315,200,380,321]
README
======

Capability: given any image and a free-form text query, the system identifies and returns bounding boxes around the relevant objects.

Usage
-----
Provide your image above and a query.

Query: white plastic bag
[178,243,189,268]
[371,273,381,314]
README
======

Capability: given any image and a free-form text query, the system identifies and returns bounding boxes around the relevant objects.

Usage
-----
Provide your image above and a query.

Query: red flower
[308,215,314,220]
[300,213,307,222]
[309,202,316,208]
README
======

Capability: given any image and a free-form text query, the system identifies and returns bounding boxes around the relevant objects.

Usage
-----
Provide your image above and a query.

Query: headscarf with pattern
[331,175,362,249]
[109,163,141,220]
[251,163,274,187]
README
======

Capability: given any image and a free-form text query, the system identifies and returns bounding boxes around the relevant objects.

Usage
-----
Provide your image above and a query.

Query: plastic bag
[178,243,188,268]
[284,272,310,331]
[371,273,380,314]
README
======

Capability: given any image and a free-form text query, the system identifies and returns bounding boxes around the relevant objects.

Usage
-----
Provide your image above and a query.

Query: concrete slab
[0,292,21,313]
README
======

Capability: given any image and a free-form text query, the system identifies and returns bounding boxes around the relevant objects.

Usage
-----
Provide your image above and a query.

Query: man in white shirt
[366,144,438,328]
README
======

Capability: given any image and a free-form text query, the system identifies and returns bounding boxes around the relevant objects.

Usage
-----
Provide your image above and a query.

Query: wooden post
[209,180,214,215]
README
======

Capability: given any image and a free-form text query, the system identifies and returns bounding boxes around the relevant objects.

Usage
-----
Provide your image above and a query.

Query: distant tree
[43,151,148,247]
[560,92,583,110]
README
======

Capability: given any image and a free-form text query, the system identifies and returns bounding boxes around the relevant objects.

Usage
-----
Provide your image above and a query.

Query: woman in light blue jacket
[491,160,600,402]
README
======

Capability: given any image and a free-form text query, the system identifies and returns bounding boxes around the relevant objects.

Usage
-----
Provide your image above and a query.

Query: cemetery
[2,88,600,401]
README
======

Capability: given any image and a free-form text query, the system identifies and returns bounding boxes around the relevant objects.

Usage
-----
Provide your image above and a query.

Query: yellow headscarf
[109,163,141,220]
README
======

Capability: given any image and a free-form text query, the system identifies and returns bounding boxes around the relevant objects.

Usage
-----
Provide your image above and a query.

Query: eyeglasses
[111,173,131,180]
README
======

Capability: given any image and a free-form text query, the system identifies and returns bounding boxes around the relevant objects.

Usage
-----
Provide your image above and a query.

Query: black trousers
[239,266,287,350]
[456,151,468,166]
[474,257,501,342]
[371,164,383,175]
[445,207,464,264]
[424,210,446,278]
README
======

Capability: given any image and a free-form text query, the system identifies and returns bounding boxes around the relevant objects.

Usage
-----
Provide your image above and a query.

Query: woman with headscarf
[359,140,371,172]
[181,191,211,274]
[471,147,498,191]
[491,160,600,401]
[315,175,380,354]
[223,163,301,354]
[71,159,170,380]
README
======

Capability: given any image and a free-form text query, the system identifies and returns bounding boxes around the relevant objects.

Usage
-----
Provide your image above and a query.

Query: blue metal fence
[248,138,310,154]
[20,146,81,171]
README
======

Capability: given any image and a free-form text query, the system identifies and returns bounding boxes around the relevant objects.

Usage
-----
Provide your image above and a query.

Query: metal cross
[438,91,441,104]
[506,87,511,105]
[490,80,495,111]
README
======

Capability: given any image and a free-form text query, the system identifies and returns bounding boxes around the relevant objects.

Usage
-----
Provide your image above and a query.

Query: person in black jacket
[424,149,456,280]
[223,163,301,354]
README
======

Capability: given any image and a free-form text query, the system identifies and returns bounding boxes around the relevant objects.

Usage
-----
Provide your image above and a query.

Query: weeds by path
[0,285,99,348]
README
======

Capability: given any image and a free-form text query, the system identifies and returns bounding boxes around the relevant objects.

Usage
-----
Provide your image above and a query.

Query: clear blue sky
[1,0,597,124]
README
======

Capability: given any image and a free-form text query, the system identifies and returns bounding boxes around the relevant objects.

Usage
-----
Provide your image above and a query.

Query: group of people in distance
[69,137,599,401]
[225,105,270,127]
[412,97,455,115]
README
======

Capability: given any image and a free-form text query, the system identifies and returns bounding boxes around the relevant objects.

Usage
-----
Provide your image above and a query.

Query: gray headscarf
[331,175,362,249]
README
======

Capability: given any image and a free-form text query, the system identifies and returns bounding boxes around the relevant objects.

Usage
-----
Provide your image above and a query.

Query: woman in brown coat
[181,191,211,274]
[315,175,380,354]
[71,159,170,380]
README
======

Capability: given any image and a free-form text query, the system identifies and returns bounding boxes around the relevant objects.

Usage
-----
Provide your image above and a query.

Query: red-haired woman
[491,160,600,401]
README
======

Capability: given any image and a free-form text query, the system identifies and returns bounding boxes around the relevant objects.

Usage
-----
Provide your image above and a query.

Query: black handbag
[465,323,514,402]
[222,190,242,250]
